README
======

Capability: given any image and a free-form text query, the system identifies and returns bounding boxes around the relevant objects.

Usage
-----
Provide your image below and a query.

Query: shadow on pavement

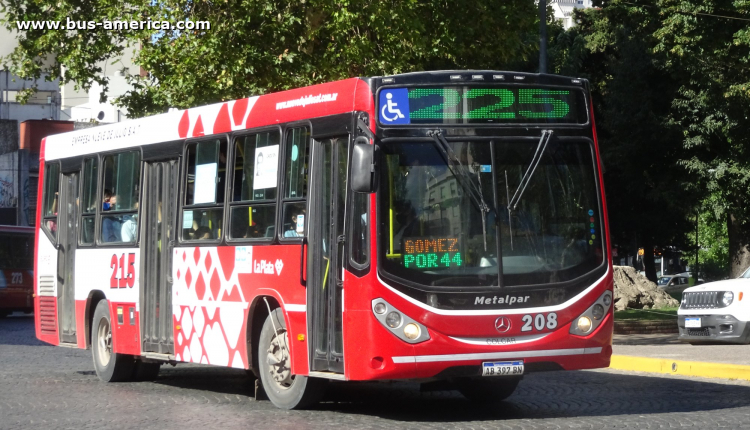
[0,314,49,346]
[8,314,750,423]
[153,364,750,422]
[155,366,257,397]
[314,370,750,422]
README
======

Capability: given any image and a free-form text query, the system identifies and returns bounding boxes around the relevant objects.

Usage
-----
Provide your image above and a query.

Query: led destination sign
[403,237,463,269]
[378,86,587,125]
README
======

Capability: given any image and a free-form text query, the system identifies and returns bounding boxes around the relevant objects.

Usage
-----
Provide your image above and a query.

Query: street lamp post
[539,0,548,74]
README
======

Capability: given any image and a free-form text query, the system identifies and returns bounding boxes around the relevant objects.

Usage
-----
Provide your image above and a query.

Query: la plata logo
[254,259,284,276]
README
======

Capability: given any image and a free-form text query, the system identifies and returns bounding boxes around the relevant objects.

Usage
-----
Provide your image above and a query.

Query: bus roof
[43,77,373,161]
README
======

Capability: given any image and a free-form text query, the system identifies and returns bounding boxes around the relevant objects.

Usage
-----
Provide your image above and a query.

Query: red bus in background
[35,71,613,409]
[0,225,34,317]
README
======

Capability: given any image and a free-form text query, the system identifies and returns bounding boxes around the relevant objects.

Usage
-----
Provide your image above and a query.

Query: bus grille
[38,276,55,296]
[681,291,722,309]
[39,296,57,335]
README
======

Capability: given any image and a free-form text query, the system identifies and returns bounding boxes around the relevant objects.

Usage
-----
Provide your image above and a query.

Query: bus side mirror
[351,137,378,193]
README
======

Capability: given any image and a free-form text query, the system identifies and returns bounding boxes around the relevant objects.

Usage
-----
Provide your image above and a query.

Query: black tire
[132,360,161,381]
[456,376,521,403]
[91,300,134,382]
[258,308,327,409]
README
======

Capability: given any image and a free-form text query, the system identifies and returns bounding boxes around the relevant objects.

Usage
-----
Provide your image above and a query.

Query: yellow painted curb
[611,354,750,381]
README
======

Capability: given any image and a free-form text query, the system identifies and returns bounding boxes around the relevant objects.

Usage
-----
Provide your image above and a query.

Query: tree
[1,0,540,117]
[548,2,699,281]
[651,0,750,277]
[694,198,730,281]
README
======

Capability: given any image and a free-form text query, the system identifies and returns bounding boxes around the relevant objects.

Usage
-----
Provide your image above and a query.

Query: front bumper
[678,314,750,344]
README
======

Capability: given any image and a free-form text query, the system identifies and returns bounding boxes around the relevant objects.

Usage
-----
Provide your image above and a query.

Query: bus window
[100,151,141,244]
[284,127,310,199]
[80,157,98,244]
[42,163,60,237]
[278,127,310,241]
[228,131,280,240]
[349,191,369,266]
[182,138,227,241]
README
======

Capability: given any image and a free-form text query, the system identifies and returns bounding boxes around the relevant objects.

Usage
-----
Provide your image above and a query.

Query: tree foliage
[0,0,539,116]
[548,2,699,280]
[651,0,750,277]
[548,0,750,278]
[694,195,730,281]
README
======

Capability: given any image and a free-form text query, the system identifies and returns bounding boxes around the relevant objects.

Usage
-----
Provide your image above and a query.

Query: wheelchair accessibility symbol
[379,88,410,124]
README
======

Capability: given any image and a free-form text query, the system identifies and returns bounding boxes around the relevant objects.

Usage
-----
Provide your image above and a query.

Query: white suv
[678,267,750,344]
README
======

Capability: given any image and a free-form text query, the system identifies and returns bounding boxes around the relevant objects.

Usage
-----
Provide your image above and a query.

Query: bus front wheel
[456,376,521,403]
[91,300,134,382]
[258,308,327,409]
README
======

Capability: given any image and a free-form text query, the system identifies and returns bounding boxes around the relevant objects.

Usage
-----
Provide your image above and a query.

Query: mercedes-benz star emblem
[494,316,511,334]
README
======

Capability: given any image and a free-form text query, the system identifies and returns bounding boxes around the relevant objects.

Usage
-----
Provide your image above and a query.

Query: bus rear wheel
[91,300,134,382]
[456,376,521,403]
[258,308,327,409]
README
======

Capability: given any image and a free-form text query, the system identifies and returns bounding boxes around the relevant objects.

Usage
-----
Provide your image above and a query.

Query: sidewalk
[611,334,750,381]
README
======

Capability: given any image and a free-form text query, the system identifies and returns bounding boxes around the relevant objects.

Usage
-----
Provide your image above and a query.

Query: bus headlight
[577,316,593,333]
[386,311,402,328]
[570,291,611,336]
[372,299,430,344]
[374,302,387,315]
[591,304,605,320]
[404,323,421,340]
[722,291,734,307]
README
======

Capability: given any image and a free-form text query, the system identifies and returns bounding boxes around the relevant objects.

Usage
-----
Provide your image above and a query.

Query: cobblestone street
[3,314,750,429]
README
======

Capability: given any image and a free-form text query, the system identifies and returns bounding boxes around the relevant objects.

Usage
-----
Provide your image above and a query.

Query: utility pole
[539,0,548,74]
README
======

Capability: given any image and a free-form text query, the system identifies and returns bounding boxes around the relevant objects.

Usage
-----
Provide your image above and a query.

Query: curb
[613,320,678,335]
[610,355,750,381]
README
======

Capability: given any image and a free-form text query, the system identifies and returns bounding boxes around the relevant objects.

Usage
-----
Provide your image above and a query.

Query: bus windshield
[379,138,604,288]
[0,232,33,270]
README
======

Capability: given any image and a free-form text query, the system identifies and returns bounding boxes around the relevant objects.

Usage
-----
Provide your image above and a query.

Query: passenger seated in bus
[121,201,138,242]
[194,226,212,240]
[102,189,116,211]
[102,217,122,242]
[243,223,261,238]
[284,211,303,237]
[102,191,122,242]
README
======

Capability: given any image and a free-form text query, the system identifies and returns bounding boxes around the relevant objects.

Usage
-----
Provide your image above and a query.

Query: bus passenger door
[308,136,348,373]
[57,171,79,344]
[140,160,178,354]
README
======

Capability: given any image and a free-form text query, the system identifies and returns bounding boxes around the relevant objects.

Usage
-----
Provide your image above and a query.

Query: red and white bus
[35,71,613,409]
[0,225,34,317]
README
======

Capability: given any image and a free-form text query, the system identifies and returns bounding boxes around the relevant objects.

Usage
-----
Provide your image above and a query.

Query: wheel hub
[266,329,293,388]
[96,317,112,367]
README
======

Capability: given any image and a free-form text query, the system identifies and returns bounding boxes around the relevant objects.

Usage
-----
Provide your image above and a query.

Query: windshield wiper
[429,130,497,251]
[508,130,553,211]
[505,130,554,250]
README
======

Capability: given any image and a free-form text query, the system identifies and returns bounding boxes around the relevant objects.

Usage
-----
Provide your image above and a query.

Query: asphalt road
[3,314,750,429]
